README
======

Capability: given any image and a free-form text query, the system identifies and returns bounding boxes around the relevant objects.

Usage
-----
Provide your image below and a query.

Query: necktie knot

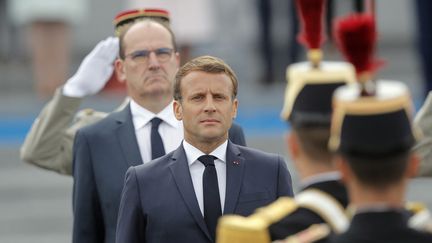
[198,155,216,167]
[151,117,163,129]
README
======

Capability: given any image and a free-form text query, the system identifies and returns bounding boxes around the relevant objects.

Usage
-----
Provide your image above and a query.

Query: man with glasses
[72,20,246,243]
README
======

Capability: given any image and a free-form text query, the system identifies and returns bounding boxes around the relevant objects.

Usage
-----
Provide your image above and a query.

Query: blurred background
[1,0,432,242]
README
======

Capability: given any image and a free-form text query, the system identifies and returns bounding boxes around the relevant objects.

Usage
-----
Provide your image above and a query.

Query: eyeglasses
[125,48,174,64]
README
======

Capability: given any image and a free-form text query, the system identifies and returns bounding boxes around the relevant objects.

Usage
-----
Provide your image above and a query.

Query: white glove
[63,36,119,97]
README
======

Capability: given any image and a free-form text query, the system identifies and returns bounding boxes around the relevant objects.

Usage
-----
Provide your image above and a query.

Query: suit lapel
[169,145,212,241]
[115,104,143,167]
[223,141,245,214]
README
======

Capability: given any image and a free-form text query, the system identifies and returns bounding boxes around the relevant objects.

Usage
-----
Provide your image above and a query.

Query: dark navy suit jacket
[72,104,246,243]
[115,142,294,243]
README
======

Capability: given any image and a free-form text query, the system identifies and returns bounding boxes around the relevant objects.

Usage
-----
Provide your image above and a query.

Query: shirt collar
[183,140,228,166]
[130,99,179,130]
[300,171,342,189]
[347,204,405,218]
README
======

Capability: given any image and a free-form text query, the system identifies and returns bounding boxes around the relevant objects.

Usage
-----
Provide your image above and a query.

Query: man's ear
[173,100,183,121]
[406,153,420,178]
[175,52,181,68]
[286,132,300,161]
[232,98,238,119]
[336,156,350,184]
[114,59,126,83]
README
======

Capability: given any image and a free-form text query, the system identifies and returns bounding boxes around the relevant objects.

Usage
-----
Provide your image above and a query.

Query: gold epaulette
[274,224,331,243]
[406,201,427,214]
[406,201,432,233]
[217,197,298,243]
[75,108,107,120]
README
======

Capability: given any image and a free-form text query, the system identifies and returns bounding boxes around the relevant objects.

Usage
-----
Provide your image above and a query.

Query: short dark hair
[118,19,177,59]
[174,56,238,101]
[292,125,333,164]
[342,150,410,188]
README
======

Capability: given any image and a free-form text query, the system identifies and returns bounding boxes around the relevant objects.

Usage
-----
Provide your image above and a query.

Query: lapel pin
[232,160,240,165]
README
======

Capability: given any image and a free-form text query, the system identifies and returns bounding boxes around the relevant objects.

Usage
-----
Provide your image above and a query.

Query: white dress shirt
[130,100,184,164]
[183,140,227,216]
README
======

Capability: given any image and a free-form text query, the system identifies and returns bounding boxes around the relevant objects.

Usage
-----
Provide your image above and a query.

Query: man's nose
[204,96,216,112]
[148,52,161,69]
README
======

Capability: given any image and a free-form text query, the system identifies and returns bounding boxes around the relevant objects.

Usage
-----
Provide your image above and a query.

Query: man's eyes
[131,51,149,58]
[213,95,226,100]
[155,49,172,55]
[191,95,204,100]
[130,48,172,58]
[190,94,227,101]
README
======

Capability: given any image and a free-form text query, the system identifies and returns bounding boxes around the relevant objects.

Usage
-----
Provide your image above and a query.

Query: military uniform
[333,209,432,243]
[267,56,354,243]
[20,88,121,174]
[328,80,432,243]
[269,177,348,242]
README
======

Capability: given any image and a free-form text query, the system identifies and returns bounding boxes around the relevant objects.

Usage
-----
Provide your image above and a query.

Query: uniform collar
[300,171,342,189]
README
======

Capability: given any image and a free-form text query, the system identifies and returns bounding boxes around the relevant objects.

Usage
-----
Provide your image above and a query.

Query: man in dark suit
[329,81,432,243]
[115,55,294,243]
[72,21,246,243]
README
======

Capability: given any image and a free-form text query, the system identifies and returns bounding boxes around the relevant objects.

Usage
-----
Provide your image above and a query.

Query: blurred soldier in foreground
[329,73,432,243]
[329,13,432,243]
[269,0,354,240]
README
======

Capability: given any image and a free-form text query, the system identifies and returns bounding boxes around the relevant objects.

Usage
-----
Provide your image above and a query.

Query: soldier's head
[282,62,355,172]
[329,81,419,190]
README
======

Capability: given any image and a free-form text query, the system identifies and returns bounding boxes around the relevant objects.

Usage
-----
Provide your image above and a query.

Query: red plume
[295,0,326,49]
[333,14,384,75]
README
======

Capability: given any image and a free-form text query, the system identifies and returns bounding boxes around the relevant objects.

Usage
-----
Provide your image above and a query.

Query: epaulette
[75,108,107,121]
[217,197,298,243]
[295,189,348,233]
[273,224,331,243]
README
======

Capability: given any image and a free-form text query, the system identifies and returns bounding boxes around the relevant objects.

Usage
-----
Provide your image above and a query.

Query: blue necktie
[198,155,222,241]
[150,118,165,160]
